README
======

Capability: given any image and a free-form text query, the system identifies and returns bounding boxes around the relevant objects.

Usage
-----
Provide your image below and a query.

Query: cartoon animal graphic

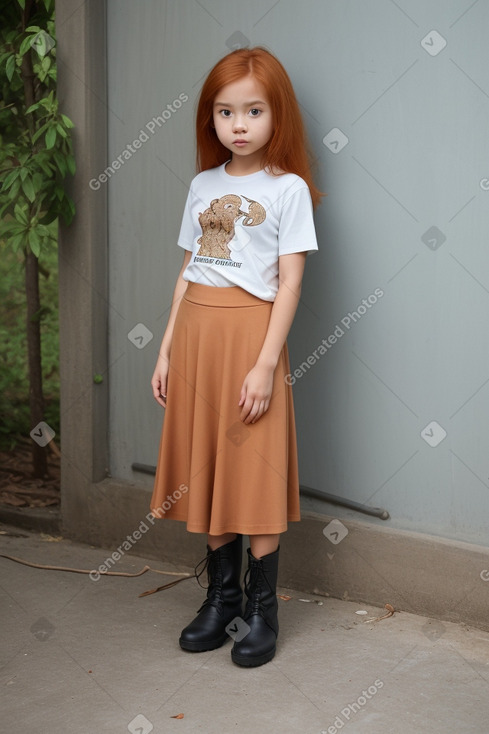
[196,194,266,259]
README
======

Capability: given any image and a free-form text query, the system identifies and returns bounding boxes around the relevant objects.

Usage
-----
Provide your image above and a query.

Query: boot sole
[231,646,276,667]
[179,633,230,652]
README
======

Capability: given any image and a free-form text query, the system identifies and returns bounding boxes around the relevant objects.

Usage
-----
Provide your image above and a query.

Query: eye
[249,108,261,116]
[219,109,232,117]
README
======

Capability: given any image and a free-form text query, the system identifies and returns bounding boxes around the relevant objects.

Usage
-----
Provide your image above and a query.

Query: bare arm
[151,249,192,408]
[239,251,307,424]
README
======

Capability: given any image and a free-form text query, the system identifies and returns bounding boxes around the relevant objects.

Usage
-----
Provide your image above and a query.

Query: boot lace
[243,561,274,617]
[193,550,224,613]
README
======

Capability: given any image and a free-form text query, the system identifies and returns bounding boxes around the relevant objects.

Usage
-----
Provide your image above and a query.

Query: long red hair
[196,47,324,209]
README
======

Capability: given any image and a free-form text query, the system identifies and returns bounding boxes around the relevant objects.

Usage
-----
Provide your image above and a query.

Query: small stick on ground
[364,603,396,623]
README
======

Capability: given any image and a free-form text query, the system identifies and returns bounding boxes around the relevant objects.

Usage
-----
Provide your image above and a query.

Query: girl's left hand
[239,364,275,424]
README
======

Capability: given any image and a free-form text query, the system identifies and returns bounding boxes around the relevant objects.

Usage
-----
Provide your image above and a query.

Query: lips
[233,139,248,145]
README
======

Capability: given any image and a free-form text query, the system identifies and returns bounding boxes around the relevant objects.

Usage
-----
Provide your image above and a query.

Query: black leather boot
[179,534,243,652]
[231,546,280,667]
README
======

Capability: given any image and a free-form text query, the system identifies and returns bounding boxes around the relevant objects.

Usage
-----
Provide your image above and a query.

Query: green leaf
[66,154,76,176]
[5,55,16,82]
[58,195,75,225]
[38,209,57,225]
[28,229,41,257]
[17,0,26,9]
[37,157,54,176]
[11,233,26,252]
[32,173,44,193]
[25,26,42,33]
[1,221,24,237]
[0,201,12,218]
[36,224,50,238]
[56,123,67,139]
[22,177,36,203]
[35,97,49,111]
[32,122,50,144]
[45,126,56,149]
[53,151,67,176]
[60,114,74,129]
[8,179,22,200]
[19,36,35,57]
[1,168,20,191]
[26,102,41,115]
[14,203,28,225]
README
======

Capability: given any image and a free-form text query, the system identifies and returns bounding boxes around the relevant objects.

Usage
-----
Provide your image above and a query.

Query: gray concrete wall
[57,0,489,630]
[105,0,489,547]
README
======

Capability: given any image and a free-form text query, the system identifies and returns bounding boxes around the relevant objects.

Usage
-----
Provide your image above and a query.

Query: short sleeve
[177,186,196,251]
[278,184,318,256]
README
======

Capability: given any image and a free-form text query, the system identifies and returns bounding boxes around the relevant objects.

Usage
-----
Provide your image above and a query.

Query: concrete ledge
[61,477,489,633]
[281,513,489,633]
[0,505,60,535]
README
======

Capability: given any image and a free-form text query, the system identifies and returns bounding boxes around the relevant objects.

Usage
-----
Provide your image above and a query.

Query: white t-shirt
[177,162,318,301]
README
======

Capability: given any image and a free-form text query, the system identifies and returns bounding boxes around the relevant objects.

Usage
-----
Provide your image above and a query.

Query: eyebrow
[213,99,267,107]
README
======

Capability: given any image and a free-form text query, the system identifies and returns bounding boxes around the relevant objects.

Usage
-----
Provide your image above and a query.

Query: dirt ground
[0,439,60,508]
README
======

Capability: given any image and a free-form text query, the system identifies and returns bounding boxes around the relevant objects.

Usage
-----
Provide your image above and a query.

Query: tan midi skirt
[149,282,300,535]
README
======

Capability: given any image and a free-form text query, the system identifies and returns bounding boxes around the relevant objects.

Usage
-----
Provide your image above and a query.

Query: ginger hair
[195,47,324,209]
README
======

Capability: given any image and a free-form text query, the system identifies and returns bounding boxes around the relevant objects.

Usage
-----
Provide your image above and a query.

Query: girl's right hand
[151,359,169,408]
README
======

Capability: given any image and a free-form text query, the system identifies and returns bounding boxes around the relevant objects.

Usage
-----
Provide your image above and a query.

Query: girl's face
[212,75,273,169]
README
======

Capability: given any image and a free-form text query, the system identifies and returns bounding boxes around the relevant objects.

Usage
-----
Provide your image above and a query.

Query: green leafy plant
[0,0,75,476]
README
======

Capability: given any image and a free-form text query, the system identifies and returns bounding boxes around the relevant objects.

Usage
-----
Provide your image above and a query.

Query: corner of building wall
[56,0,108,538]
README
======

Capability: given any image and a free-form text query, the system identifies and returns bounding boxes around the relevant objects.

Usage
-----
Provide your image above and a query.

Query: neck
[225,152,265,176]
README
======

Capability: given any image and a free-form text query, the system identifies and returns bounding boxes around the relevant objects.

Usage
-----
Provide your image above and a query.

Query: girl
[150,46,322,667]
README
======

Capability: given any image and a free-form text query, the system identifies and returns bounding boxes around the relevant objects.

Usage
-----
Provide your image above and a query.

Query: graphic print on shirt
[196,194,266,260]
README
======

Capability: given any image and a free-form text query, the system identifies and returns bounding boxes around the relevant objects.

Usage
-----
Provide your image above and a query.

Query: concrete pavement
[1,523,488,734]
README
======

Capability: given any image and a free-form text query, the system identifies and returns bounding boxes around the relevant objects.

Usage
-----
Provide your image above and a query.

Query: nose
[232,114,247,133]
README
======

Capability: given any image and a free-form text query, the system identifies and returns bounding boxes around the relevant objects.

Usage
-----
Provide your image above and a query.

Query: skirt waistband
[183,282,270,308]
